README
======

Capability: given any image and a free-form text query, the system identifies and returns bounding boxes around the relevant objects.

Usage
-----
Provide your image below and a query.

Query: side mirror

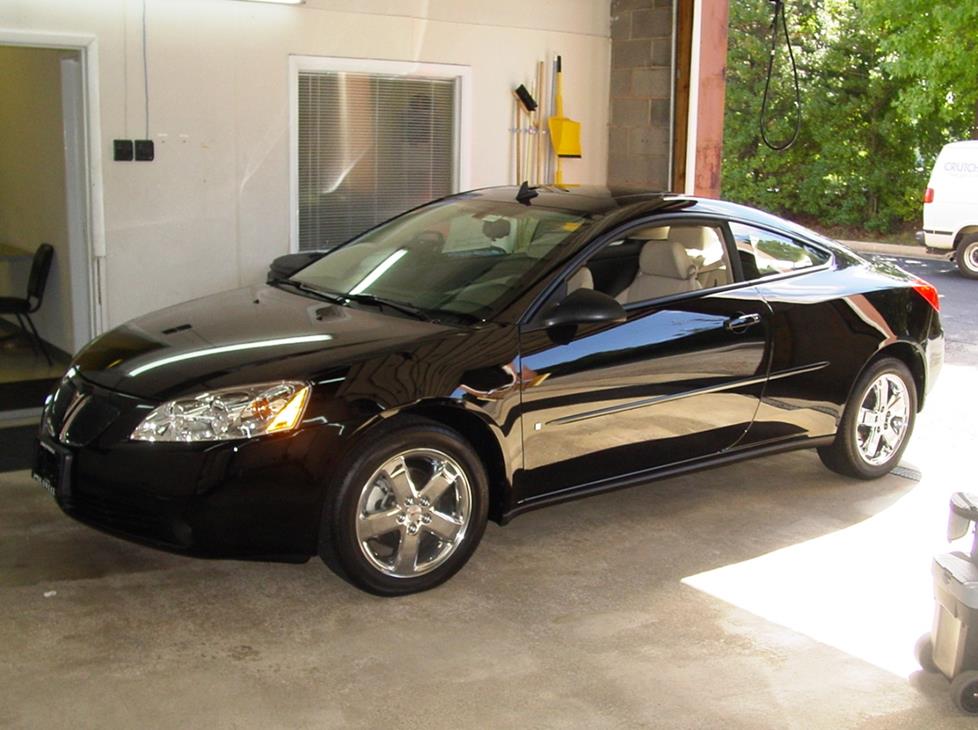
[542,288,627,329]
[267,250,329,284]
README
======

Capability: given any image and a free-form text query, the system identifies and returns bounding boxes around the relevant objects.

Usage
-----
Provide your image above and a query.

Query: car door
[515,218,773,502]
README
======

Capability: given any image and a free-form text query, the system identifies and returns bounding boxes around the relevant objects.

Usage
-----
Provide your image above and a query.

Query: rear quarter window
[729,222,830,279]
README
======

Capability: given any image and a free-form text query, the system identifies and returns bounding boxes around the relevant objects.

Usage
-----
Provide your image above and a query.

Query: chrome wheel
[854,373,910,466]
[355,448,472,578]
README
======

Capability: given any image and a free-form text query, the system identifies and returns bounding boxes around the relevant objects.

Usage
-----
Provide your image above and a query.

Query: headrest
[639,241,697,280]
[482,217,512,240]
[669,226,710,250]
[566,266,593,293]
[629,226,670,241]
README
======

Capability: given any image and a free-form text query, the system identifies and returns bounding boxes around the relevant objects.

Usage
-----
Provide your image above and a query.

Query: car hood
[73,285,456,400]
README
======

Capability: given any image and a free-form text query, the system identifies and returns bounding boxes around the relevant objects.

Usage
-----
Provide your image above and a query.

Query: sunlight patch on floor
[684,364,973,678]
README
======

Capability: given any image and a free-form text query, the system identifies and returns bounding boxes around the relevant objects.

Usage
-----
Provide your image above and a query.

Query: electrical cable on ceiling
[759,0,801,151]
[142,0,149,139]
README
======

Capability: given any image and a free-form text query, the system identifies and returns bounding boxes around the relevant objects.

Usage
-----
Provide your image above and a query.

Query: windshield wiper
[342,293,433,322]
[277,280,436,322]
[274,279,345,303]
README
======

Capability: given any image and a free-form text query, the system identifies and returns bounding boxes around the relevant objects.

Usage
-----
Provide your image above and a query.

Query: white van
[920,140,978,278]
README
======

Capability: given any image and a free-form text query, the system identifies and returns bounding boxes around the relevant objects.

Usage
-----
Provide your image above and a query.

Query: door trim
[548,359,826,427]
[502,435,836,523]
[546,371,771,427]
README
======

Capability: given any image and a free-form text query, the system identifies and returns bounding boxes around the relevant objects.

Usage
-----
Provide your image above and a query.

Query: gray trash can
[918,492,978,714]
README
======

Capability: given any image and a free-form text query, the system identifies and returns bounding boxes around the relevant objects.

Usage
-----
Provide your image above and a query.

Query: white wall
[0,45,76,353]
[0,0,610,332]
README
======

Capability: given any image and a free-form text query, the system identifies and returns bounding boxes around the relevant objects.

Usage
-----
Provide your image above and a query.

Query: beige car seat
[566,266,594,293]
[615,241,701,304]
[670,227,727,289]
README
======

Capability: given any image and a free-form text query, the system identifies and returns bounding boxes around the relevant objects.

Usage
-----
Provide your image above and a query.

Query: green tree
[868,0,978,142]
[721,0,966,234]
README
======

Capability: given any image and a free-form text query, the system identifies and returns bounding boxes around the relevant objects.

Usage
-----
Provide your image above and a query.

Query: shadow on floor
[0,448,917,595]
[0,425,39,471]
[0,471,182,587]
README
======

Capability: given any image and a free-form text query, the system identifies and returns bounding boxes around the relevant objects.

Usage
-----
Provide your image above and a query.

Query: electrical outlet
[134,139,155,161]
[113,139,134,161]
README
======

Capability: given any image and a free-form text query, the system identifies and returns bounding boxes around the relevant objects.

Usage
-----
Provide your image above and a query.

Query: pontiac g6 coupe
[35,186,944,595]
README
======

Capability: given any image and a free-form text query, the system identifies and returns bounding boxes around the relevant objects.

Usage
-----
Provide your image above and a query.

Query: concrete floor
[0,419,974,728]
[1,255,975,728]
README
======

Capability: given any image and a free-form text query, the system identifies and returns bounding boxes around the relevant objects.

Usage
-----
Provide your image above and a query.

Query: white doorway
[0,31,105,419]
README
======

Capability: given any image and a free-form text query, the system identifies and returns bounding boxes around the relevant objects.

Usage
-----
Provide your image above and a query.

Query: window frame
[288,55,472,254]
[523,215,747,327]
[721,218,835,284]
[522,213,836,328]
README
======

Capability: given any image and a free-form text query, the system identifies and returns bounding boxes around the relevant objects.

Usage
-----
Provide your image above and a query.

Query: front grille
[65,487,181,547]
[43,376,125,446]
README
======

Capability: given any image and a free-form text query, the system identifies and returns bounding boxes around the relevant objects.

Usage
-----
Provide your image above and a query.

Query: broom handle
[535,61,544,186]
[515,104,522,183]
[528,72,536,185]
[555,55,564,118]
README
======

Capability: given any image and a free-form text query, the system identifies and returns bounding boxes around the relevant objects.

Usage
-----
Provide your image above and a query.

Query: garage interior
[1,1,975,727]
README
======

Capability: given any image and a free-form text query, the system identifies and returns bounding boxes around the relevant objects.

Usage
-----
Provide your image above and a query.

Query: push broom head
[513,84,537,113]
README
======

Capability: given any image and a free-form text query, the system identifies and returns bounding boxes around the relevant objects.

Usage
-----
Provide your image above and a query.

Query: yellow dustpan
[548,55,581,185]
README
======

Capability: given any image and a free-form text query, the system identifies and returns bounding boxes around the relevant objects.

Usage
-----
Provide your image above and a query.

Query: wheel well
[400,403,511,523]
[866,342,926,412]
[954,226,978,248]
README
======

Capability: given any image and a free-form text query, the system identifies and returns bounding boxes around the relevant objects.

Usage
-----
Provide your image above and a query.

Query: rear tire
[956,235,978,279]
[818,358,917,479]
[318,417,489,596]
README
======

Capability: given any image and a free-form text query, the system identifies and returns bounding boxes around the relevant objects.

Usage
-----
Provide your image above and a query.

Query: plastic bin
[918,492,978,714]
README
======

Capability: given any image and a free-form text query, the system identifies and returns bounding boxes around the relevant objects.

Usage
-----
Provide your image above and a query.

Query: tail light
[923,187,934,204]
[911,276,940,312]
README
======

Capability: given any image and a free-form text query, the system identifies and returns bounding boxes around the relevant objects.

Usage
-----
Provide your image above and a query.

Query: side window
[567,223,732,305]
[729,222,830,279]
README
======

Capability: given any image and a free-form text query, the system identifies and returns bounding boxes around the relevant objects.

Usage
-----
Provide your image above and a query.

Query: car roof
[468,184,680,216]
[466,185,791,228]
[464,185,860,262]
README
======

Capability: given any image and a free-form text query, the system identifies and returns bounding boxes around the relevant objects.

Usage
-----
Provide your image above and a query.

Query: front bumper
[35,374,344,560]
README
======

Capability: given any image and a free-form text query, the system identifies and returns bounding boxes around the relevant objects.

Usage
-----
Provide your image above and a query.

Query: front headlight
[131,381,311,443]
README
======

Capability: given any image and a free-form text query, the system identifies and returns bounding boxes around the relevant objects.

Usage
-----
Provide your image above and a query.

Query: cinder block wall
[609,0,673,189]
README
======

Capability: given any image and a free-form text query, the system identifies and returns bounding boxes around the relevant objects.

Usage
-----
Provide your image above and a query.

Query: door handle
[724,312,762,333]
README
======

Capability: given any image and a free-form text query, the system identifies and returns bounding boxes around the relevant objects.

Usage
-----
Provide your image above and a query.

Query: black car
[34,186,944,595]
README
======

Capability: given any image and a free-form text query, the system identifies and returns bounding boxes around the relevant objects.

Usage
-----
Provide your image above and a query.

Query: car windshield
[289,197,591,321]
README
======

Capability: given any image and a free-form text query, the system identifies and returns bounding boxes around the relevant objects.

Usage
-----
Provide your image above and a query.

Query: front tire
[319,418,489,596]
[818,358,917,479]
[956,235,978,279]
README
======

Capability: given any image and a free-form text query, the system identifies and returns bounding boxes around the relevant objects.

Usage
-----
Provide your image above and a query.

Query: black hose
[760,0,801,151]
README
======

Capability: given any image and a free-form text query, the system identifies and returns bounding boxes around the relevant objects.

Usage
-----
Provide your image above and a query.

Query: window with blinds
[297,70,459,251]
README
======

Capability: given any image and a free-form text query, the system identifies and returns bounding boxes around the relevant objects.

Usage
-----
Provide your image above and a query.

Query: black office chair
[0,243,54,365]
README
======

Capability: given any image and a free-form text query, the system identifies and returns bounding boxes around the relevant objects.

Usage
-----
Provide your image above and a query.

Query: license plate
[31,438,72,499]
